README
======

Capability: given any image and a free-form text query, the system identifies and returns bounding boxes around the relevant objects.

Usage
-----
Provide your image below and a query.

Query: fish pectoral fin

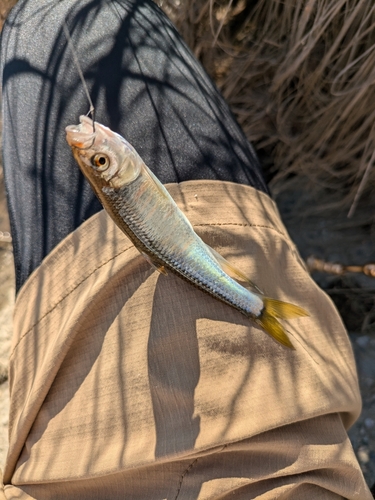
[255,298,309,349]
[205,244,263,294]
[143,164,173,201]
[141,251,168,275]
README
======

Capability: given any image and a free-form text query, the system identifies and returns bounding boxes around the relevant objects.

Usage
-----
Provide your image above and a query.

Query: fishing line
[63,21,96,132]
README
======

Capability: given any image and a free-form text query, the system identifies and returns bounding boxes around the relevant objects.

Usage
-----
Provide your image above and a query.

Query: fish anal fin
[141,252,168,275]
[206,244,263,294]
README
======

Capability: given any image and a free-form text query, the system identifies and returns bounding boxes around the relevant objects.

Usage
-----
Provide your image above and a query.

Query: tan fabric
[1,181,371,499]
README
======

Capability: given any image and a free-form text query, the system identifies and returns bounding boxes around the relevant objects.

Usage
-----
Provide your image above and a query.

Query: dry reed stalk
[157,0,375,216]
[2,1,374,215]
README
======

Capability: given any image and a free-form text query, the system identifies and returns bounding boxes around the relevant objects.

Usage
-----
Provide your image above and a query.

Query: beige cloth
[1,181,371,499]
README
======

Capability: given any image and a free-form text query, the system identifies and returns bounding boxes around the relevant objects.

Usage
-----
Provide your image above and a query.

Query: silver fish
[66,116,308,348]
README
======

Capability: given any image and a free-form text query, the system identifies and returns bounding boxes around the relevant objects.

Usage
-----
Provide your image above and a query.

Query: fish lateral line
[66,116,309,350]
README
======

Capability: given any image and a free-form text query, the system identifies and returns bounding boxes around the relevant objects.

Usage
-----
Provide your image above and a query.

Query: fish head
[65,116,142,189]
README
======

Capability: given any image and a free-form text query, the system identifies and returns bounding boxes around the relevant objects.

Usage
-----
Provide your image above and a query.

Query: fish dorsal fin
[205,244,263,294]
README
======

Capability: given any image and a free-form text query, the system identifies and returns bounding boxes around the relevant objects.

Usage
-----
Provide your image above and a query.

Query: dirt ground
[0,169,374,490]
[276,185,375,488]
[0,128,374,492]
[0,0,374,493]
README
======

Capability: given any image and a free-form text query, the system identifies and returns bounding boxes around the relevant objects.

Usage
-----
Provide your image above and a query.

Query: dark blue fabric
[1,0,268,293]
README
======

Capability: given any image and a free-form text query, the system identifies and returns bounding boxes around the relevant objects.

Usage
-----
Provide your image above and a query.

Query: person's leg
[1,0,268,292]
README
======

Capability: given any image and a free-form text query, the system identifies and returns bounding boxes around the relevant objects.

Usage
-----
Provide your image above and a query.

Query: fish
[65,116,308,349]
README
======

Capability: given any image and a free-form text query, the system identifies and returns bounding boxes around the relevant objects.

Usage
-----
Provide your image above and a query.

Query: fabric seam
[9,244,134,359]
[174,459,198,500]
[11,221,296,359]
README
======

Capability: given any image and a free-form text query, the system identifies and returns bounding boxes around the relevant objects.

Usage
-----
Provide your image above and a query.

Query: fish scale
[102,172,254,313]
[66,116,308,348]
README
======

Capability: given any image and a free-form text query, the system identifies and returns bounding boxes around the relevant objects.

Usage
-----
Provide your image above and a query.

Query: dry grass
[3,0,374,216]
[0,0,374,485]
[157,0,375,217]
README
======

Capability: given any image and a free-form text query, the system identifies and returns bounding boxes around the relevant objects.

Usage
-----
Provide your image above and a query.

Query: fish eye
[91,153,110,170]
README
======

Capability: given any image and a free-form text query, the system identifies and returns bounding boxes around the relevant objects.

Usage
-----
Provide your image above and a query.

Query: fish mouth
[65,115,96,149]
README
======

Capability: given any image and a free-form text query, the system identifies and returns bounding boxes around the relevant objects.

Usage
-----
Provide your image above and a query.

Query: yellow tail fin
[255,298,309,349]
